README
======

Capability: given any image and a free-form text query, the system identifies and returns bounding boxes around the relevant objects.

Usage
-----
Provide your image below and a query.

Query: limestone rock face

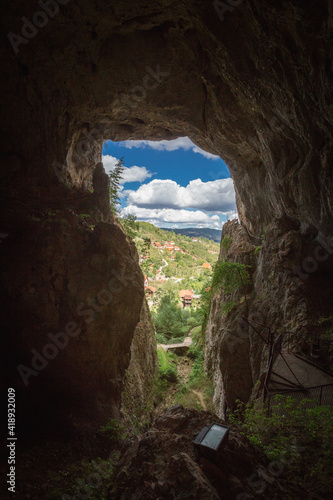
[121,298,158,423]
[206,218,333,417]
[205,221,258,417]
[1,1,333,425]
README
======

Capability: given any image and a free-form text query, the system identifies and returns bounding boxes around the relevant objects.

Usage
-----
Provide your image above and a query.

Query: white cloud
[122,205,222,229]
[120,137,219,160]
[125,178,236,213]
[227,211,239,221]
[102,155,154,184]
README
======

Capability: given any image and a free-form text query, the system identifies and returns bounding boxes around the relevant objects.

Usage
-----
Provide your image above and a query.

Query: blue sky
[102,137,237,229]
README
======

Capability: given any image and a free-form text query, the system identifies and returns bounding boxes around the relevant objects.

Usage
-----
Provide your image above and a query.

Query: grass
[175,378,214,411]
[157,347,178,382]
[157,346,169,370]
[173,326,214,411]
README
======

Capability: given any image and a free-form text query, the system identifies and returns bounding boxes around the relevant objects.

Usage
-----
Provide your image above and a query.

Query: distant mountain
[161,227,222,243]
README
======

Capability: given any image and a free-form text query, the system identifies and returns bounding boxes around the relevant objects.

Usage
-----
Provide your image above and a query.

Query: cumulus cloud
[102,155,154,184]
[227,210,239,221]
[120,137,219,160]
[122,205,222,229]
[124,178,236,213]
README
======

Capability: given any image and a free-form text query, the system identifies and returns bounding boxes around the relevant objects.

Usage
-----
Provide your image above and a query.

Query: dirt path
[191,390,207,410]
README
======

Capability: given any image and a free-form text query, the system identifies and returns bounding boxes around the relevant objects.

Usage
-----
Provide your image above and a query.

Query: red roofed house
[179,289,194,308]
[145,286,156,299]
[202,263,212,270]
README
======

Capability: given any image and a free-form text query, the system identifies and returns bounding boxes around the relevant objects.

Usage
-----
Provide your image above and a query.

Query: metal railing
[242,317,333,414]
[267,383,333,415]
[263,331,284,399]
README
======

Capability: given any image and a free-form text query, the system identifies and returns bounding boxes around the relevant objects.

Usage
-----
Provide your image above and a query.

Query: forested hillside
[133,222,220,285]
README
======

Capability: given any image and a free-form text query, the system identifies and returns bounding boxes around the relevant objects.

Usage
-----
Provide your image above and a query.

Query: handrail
[267,382,333,395]
[241,316,271,345]
[264,353,274,399]
[264,331,284,397]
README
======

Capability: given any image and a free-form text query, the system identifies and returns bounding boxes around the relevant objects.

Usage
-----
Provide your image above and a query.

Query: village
[139,234,214,309]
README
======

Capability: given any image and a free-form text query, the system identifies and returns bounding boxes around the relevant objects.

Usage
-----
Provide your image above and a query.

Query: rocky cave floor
[1,406,297,500]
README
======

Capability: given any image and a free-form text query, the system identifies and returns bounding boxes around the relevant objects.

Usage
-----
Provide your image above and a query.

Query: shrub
[156,332,167,344]
[221,236,232,250]
[152,293,189,340]
[99,419,126,444]
[228,396,333,496]
[157,347,178,384]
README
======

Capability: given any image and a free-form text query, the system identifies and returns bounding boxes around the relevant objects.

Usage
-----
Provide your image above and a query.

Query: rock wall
[206,217,333,418]
[1,178,146,429]
[121,298,158,425]
[1,0,333,426]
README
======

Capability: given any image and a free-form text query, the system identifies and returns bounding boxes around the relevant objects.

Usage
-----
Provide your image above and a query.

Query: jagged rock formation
[1,0,333,427]
[109,405,293,499]
[205,220,258,417]
[121,298,158,423]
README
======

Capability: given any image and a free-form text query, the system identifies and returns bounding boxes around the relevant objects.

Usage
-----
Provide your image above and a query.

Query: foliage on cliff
[229,396,333,497]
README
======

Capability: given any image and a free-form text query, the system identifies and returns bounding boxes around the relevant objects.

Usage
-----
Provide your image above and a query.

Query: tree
[152,290,188,340]
[120,213,139,239]
[109,158,125,215]
[142,237,151,258]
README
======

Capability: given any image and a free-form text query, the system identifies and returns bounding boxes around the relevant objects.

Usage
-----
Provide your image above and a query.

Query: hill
[161,227,222,243]
[131,221,220,290]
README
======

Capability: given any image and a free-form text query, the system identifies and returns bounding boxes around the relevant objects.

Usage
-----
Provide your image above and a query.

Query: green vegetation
[119,213,139,239]
[135,221,219,280]
[157,347,178,383]
[228,396,333,496]
[152,289,190,342]
[211,261,251,294]
[163,227,222,243]
[210,260,251,314]
[221,235,232,250]
[174,326,214,411]
[109,158,124,215]
[55,456,117,500]
[99,419,126,444]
